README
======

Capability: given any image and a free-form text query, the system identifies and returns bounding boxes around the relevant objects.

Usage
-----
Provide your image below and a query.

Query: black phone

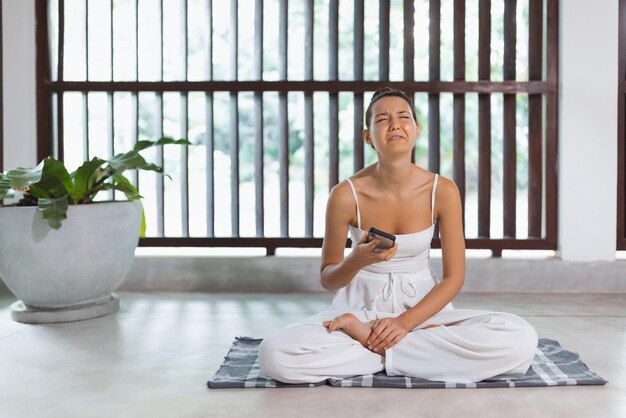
[367,227,396,253]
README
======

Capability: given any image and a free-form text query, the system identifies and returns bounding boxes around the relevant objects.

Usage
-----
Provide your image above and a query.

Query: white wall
[1,0,621,262]
[558,0,618,261]
[2,0,37,170]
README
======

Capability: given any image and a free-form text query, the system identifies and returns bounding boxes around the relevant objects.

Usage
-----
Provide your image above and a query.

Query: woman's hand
[348,233,398,269]
[366,317,409,353]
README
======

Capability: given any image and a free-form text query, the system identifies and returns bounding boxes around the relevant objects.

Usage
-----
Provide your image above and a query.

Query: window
[36,0,558,256]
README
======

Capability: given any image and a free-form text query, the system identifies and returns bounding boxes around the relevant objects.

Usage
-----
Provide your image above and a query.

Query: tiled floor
[0,292,624,418]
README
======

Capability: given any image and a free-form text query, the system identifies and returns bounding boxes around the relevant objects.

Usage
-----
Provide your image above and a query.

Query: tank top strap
[431,174,439,225]
[345,178,361,230]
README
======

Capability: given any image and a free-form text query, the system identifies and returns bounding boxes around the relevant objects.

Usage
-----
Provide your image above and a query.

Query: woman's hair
[364,87,418,130]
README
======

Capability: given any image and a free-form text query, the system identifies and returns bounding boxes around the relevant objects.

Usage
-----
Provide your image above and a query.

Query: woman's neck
[373,156,414,190]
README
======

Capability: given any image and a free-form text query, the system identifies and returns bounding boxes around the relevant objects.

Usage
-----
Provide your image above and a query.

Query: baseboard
[116,256,626,294]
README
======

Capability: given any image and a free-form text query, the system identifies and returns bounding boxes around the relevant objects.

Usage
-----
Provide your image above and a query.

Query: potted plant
[0,137,188,324]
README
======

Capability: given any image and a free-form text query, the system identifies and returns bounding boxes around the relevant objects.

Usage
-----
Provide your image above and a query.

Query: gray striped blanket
[207,337,607,389]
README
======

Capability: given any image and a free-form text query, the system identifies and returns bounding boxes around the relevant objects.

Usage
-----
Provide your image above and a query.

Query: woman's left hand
[366,317,409,353]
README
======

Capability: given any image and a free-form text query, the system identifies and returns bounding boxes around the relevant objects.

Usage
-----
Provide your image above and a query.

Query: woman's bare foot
[323,313,374,348]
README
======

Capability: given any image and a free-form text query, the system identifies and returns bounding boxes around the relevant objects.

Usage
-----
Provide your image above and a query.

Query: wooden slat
[138,236,556,251]
[279,0,289,235]
[545,0,559,245]
[0,2,2,173]
[57,0,65,161]
[453,0,465,224]
[353,0,364,172]
[503,95,516,238]
[83,95,89,159]
[304,0,314,237]
[156,0,165,236]
[180,0,189,236]
[503,0,516,238]
[131,0,139,188]
[46,80,554,94]
[478,0,491,238]
[230,0,239,236]
[108,0,114,200]
[254,0,264,237]
[206,0,214,237]
[404,0,416,164]
[329,0,339,188]
[379,0,390,81]
[528,0,543,238]
[83,0,90,161]
[403,0,415,81]
[205,93,215,236]
[36,0,53,161]
[428,0,441,175]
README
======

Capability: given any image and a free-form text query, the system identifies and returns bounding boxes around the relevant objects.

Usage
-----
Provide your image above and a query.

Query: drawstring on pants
[371,272,418,319]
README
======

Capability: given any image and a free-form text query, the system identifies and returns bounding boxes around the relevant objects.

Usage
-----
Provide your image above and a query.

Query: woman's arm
[320,181,397,292]
[396,176,466,330]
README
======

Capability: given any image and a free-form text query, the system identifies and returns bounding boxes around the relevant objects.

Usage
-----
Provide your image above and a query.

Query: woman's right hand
[348,233,398,269]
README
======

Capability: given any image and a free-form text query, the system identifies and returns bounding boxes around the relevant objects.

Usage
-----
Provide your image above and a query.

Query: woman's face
[364,96,419,154]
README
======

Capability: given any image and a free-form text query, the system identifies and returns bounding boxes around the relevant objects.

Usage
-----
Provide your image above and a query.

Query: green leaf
[27,158,74,200]
[38,195,69,230]
[107,151,164,175]
[108,174,142,200]
[72,157,106,202]
[6,159,45,189]
[140,207,147,238]
[133,137,190,152]
[0,174,14,200]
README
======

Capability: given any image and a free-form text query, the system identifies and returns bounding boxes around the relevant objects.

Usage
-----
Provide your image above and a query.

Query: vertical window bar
[108,0,115,205]
[353,0,364,172]
[83,0,89,161]
[36,0,53,161]
[404,0,416,164]
[131,0,139,188]
[328,0,339,189]
[618,0,626,247]
[503,0,517,238]
[229,0,240,237]
[205,0,215,237]
[478,0,491,238]
[403,0,414,81]
[428,0,441,174]
[254,0,264,237]
[379,0,390,81]
[304,0,314,237]
[279,0,289,235]
[156,0,165,236]
[57,0,65,161]
[528,0,543,238]
[0,2,2,174]
[453,0,466,226]
[181,0,189,236]
[429,0,441,238]
[545,0,558,244]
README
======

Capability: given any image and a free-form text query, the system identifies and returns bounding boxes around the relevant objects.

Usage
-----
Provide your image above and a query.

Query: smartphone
[367,227,396,253]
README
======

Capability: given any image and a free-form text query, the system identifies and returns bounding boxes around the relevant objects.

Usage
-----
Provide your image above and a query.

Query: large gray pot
[0,201,142,323]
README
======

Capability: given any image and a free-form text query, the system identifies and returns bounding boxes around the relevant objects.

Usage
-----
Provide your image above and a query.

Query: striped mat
[207,337,607,389]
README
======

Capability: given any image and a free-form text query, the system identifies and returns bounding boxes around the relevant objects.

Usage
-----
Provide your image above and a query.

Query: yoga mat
[207,337,608,389]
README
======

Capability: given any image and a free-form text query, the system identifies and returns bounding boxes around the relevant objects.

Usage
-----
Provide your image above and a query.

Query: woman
[258,88,538,384]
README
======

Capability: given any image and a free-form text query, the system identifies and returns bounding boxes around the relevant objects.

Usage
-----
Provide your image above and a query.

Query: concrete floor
[0,292,623,418]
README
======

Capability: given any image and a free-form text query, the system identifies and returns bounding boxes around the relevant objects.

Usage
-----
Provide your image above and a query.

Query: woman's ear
[363,129,371,145]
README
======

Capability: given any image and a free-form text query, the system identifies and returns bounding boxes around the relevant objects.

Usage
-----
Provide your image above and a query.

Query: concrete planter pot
[0,201,142,323]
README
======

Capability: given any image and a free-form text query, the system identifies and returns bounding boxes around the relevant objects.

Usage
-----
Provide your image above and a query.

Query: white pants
[258,308,538,384]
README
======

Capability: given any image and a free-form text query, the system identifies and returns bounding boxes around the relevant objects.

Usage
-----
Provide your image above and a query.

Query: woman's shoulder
[432,174,462,209]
